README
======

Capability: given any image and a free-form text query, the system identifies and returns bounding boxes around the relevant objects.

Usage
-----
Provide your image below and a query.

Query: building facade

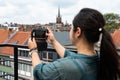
[0,30,60,80]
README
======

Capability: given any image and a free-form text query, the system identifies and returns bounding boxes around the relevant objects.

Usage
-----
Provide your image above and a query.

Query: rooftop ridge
[0,30,17,51]
[3,31,18,44]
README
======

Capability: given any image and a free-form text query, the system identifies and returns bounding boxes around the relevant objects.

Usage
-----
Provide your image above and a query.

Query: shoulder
[64,49,76,57]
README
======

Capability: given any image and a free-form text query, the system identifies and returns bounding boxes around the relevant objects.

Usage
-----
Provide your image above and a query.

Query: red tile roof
[112,29,120,46]
[0,29,120,56]
[0,30,30,56]
[0,29,9,43]
[8,31,30,45]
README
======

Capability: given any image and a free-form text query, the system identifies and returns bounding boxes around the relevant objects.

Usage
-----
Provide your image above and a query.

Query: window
[48,53,53,59]
[26,65,31,72]
[41,51,54,62]
[7,74,10,80]
[18,63,20,70]
[0,58,1,64]
[18,63,22,70]
[18,50,20,56]
[7,60,11,67]
[23,64,26,72]
[2,60,11,67]
[25,51,29,57]
[1,58,4,65]
[4,72,7,79]
[42,52,48,61]
[22,50,26,56]
[42,52,47,58]
[21,51,24,56]
[18,63,31,76]
[21,64,24,71]
[5,60,7,66]
[25,64,31,76]
[18,50,29,57]
[0,71,11,79]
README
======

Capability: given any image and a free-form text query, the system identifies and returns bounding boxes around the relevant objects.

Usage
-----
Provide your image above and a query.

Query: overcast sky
[0,0,120,24]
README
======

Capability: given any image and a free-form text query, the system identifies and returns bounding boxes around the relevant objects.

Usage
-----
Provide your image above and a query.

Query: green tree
[103,13,120,32]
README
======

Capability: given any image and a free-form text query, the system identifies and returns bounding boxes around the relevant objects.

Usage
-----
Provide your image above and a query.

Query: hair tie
[96,33,103,52]
[99,28,102,32]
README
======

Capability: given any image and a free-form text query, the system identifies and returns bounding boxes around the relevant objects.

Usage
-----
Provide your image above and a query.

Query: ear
[75,27,82,38]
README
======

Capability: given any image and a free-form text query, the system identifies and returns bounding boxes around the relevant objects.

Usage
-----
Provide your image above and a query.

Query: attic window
[9,28,13,31]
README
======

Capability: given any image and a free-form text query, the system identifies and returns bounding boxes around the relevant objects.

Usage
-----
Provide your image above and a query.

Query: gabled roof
[0,29,9,43]
[1,29,119,56]
[0,30,30,56]
[112,29,120,46]
[8,31,30,45]
[0,30,71,56]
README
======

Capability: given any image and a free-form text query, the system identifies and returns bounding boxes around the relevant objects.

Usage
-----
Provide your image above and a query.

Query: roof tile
[0,30,30,55]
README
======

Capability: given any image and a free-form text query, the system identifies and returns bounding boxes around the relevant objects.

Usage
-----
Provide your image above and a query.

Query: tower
[56,7,62,24]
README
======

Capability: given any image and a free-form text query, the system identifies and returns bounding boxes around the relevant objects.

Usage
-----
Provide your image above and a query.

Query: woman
[28,8,120,80]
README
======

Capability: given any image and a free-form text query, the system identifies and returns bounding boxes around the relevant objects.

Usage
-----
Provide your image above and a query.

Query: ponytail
[99,29,120,80]
[72,8,120,80]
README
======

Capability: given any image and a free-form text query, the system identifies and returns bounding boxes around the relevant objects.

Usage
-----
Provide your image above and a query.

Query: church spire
[58,6,60,17]
[56,6,62,24]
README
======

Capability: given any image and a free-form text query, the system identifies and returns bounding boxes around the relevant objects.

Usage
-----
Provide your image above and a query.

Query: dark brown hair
[73,8,120,80]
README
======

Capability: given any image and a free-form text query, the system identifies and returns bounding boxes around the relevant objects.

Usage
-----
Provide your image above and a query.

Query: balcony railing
[0,43,59,80]
[0,43,28,80]
[0,43,120,80]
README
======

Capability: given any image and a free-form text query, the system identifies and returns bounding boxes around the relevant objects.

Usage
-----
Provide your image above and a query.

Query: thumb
[32,38,36,43]
[33,38,37,47]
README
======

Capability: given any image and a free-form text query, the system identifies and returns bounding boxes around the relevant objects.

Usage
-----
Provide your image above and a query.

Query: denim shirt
[33,49,99,80]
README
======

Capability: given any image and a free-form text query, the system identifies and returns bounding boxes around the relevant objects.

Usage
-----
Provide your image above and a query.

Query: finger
[46,27,50,30]
[32,38,37,47]
[28,37,32,42]
[28,38,33,48]
[32,38,35,42]
[47,27,52,33]
[46,32,49,36]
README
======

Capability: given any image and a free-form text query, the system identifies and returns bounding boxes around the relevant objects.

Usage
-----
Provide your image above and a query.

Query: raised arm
[28,38,41,68]
[46,28,65,58]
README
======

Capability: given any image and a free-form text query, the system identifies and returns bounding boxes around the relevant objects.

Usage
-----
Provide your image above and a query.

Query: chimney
[8,28,13,38]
